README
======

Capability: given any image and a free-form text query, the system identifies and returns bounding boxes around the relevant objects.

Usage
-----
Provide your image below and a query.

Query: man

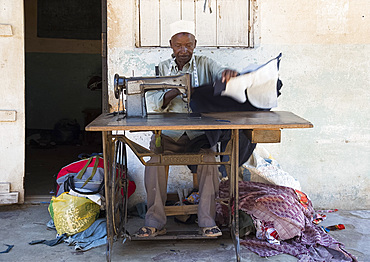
[136,20,238,238]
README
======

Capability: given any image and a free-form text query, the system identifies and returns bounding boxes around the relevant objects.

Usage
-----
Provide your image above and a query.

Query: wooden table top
[85,111,313,132]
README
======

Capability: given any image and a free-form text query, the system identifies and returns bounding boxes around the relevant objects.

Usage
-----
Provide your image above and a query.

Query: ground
[0,204,369,262]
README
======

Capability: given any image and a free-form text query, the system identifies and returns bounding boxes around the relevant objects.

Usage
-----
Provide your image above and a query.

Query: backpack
[56,156,105,196]
[55,156,136,199]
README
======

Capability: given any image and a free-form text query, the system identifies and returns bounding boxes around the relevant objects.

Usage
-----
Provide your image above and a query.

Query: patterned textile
[216,181,357,262]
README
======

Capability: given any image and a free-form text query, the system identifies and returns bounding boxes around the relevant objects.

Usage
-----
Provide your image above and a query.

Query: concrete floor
[0,204,369,262]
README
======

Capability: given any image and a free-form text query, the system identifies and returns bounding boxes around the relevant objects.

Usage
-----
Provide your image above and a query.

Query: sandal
[135,226,166,237]
[201,226,222,237]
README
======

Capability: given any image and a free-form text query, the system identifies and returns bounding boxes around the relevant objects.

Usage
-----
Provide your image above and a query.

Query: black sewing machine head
[114,73,191,117]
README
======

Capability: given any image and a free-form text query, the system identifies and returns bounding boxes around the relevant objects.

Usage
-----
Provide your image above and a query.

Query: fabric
[29,218,107,251]
[65,218,107,251]
[146,55,226,141]
[68,188,103,206]
[219,54,282,109]
[29,234,67,247]
[0,244,14,253]
[170,20,195,37]
[144,133,220,229]
[216,181,357,261]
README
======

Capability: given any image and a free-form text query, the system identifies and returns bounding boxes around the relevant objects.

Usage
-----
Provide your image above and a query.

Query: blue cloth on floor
[0,244,14,253]
[29,218,107,251]
[64,218,107,251]
[29,234,67,246]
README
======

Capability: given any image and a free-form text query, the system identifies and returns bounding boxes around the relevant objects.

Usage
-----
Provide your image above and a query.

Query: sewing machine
[114,73,192,117]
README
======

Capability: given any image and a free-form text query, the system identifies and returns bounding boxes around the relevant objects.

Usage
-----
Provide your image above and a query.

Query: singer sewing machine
[113,73,192,117]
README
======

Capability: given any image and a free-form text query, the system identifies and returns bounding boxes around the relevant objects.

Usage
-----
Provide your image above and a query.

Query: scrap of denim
[30,219,106,251]
[64,218,107,251]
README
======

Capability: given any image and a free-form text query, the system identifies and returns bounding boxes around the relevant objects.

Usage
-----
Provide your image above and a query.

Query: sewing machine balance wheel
[114,73,124,99]
[106,137,129,261]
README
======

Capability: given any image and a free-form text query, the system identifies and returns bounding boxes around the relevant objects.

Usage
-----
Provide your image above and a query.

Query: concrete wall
[108,0,369,209]
[0,0,25,202]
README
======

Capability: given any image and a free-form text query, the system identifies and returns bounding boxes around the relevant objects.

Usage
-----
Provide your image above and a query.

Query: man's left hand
[222,69,238,83]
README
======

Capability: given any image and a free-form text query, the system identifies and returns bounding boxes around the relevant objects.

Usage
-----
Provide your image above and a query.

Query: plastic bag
[241,145,301,190]
[48,192,100,236]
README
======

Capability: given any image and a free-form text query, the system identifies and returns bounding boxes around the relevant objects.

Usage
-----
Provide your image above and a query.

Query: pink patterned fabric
[216,181,357,262]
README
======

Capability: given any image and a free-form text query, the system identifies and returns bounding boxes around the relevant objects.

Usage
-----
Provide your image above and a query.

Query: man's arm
[206,56,238,84]
[161,89,181,109]
[146,60,181,112]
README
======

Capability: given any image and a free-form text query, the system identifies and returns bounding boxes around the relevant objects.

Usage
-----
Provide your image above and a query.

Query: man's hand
[221,69,238,83]
[162,88,182,109]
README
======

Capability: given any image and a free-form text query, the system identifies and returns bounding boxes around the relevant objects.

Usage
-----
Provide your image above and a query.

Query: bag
[48,192,100,236]
[56,156,105,196]
[240,145,301,190]
[56,155,137,199]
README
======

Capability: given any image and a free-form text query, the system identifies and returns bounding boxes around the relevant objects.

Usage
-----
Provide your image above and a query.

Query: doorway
[24,0,104,197]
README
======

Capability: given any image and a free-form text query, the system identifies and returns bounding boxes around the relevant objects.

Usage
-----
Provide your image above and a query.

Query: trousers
[144,133,219,229]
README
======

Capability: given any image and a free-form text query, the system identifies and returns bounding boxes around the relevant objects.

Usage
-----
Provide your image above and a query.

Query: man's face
[170,33,197,66]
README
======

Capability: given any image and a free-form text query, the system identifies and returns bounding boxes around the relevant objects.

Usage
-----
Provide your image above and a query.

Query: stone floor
[0,203,369,262]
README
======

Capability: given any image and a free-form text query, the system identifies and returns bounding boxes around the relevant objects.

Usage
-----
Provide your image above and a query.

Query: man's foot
[135,226,166,237]
[201,226,222,237]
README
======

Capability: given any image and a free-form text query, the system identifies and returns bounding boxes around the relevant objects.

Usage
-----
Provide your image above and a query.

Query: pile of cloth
[216,181,357,262]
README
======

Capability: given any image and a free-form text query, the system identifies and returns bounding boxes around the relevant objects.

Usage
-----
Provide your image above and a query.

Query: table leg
[102,131,113,262]
[104,132,129,262]
[230,129,240,262]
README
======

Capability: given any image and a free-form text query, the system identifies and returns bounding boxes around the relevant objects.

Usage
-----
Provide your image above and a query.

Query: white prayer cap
[170,20,195,38]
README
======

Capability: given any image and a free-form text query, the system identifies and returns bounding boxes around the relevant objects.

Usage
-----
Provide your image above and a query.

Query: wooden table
[86,111,313,262]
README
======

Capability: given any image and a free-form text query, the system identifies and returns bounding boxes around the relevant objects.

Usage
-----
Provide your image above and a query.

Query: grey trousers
[144,134,220,230]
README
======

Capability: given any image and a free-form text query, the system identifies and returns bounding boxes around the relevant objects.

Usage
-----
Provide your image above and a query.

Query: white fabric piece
[222,57,279,109]
[69,188,103,206]
[170,20,195,37]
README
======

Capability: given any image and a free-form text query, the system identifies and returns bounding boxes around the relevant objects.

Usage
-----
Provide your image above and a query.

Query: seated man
[136,20,237,238]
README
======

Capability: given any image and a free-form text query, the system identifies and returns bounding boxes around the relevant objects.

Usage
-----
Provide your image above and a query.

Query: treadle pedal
[130,230,221,241]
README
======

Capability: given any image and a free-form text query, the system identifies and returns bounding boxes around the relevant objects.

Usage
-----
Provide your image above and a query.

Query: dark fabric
[190,84,260,175]
[188,67,283,175]
[239,210,256,237]
[0,244,14,254]
[191,84,265,113]
[207,129,256,177]
[29,234,67,246]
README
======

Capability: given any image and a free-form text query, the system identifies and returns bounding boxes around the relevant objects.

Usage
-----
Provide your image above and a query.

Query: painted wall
[0,0,25,202]
[107,0,370,209]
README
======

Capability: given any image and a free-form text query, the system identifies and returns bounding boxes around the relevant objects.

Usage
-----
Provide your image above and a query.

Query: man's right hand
[221,69,238,83]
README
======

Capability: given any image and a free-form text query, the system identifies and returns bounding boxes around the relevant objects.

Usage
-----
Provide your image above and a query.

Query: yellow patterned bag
[48,192,100,236]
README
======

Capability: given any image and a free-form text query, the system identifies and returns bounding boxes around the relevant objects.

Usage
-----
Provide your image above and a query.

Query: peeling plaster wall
[107,0,370,209]
[0,0,25,202]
